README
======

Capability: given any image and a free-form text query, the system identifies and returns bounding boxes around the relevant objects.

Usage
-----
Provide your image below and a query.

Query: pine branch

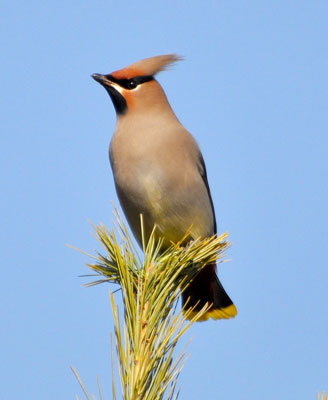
[73,211,230,399]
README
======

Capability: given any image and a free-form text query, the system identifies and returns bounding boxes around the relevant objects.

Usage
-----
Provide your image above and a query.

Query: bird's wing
[197,154,217,235]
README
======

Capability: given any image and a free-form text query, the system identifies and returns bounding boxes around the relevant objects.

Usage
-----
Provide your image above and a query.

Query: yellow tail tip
[185,304,238,322]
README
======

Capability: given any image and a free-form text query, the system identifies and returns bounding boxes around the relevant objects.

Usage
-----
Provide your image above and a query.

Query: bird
[91,54,237,321]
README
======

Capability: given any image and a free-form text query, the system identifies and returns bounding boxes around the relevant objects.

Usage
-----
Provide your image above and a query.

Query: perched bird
[92,54,237,321]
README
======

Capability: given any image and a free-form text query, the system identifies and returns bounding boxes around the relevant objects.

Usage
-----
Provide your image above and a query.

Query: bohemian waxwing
[92,54,237,321]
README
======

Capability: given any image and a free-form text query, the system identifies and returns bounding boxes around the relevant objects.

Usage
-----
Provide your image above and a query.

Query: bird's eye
[127,79,137,89]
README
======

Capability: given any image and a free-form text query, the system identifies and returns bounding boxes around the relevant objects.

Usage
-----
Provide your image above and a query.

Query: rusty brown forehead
[111,67,144,80]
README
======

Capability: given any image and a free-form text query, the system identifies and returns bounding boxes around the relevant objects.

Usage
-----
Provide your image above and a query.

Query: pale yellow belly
[138,174,213,248]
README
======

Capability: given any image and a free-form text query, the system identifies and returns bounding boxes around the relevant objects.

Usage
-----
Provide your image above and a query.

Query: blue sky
[1,1,327,399]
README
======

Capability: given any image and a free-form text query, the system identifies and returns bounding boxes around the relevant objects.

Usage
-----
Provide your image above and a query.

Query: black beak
[91,73,111,86]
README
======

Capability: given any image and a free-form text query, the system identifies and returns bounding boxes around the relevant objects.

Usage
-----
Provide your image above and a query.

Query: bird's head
[92,54,181,117]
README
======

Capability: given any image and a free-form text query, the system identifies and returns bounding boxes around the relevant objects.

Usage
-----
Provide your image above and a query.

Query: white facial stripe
[110,82,124,94]
[110,81,143,93]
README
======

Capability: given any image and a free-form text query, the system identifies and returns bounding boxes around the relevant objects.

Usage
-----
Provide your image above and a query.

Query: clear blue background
[1,1,327,399]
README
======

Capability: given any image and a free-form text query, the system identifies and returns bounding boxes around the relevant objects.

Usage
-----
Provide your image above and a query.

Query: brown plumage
[92,54,237,321]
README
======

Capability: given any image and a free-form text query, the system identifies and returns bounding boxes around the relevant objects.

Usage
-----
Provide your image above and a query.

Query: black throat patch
[104,85,127,115]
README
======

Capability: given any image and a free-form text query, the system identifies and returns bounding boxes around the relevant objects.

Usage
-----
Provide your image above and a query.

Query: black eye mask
[105,74,154,90]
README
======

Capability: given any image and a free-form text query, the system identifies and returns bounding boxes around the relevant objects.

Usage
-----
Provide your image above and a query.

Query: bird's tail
[182,263,237,322]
